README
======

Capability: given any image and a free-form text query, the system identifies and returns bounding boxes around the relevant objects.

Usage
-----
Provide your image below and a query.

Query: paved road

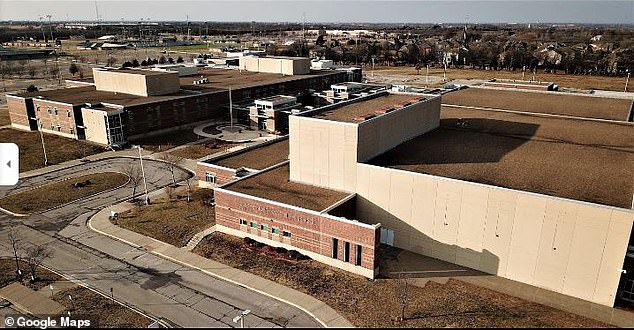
[0,157,321,328]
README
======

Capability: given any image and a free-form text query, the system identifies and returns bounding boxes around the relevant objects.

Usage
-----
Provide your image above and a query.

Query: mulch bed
[193,233,610,328]
[128,128,201,152]
[0,259,61,291]
[0,172,129,214]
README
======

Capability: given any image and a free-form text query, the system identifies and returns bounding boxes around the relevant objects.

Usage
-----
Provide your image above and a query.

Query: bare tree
[395,272,412,322]
[24,244,52,281]
[184,177,195,202]
[28,67,36,78]
[158,153,184,186]
[7,226,22,279]
[122,163,143,201]
[68,63,79,76]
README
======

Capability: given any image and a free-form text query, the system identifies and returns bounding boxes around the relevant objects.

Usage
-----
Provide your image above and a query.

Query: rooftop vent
[193,78,209,85]
[353,113,376,122]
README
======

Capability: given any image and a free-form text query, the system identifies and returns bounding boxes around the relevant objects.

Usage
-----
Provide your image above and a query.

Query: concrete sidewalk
[88,202,353,328]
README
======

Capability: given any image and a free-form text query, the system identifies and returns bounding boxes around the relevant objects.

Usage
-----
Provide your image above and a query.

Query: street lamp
[135,145,150,205]
[29,116,48,166]
[232,309,250,328]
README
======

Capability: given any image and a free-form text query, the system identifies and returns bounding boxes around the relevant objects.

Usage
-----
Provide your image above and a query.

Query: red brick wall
[6,95,32,129]
[196,163,236,186]
[31,99,77,137]
[215,189,378,272]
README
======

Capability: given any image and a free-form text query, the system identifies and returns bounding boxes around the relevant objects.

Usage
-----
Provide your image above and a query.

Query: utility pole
[229,87,233,129]
[625,71,631,92]
[302,12,306,57]
[47,15,53,41]
[39,16,46,42]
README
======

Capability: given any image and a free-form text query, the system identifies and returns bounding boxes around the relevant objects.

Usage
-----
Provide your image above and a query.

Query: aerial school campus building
[203,87,634,309]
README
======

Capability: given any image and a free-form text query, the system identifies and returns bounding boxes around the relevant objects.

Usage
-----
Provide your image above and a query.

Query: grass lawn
[0,106,10,126]
[116,189,214,247]
[53,286,153,328]
[160,44,211,52]
[373,66,630,91]
[0,129,105,172]
[193,234,609,328]
[0,172,129,214]
[129,128,202,153]
[169,139,238,160]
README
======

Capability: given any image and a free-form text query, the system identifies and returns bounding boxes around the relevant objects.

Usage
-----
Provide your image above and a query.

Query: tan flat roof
[180,68,340,91]
[18,86,203,107]
[227,164,349,212]
[443,87,633,121]
[310,94,421,123]
[211,139,289,170]
[369,107,634,209]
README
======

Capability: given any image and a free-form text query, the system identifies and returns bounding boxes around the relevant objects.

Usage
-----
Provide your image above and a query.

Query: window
[271,227,280,235]
[205,172,216,183]
[50,124,54,130]
[56,126,61,132]
[239,218,247,225]
[260,224,268,232]
[355,245,362,266]
[332,238,338,259]
[69,128,74,135]
[54,108,58,116]
[36,106,40,112]
[282,231,291,238]
[47,107,52,114]
[67,110,71,118]
[250,222,258,228]
[344,242,350,262]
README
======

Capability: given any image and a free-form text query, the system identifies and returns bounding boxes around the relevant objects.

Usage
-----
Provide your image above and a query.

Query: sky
[0,0,632,24]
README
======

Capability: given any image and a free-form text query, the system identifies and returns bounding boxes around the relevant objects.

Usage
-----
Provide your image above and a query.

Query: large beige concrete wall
[81,108,109,145]
[290,96,441,192]
[93,69,179,96]
[355,163,634,307]
[289,116,358,192]
[239,57,310,75]
[357,96,441,161]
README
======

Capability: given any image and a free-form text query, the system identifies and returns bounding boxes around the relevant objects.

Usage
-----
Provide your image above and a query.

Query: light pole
[30,116,48,166]
[137,145,150,205]
[625,71,630,93]
[232,309,250,328]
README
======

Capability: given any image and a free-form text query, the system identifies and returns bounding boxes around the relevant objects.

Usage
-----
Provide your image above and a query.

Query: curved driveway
[0,157,322,328]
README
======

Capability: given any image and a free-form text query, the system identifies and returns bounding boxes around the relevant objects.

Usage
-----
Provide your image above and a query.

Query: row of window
[37,106,72,118]
[239,218,291,237]
[205,172,216,184]
[332,238,362,266]
[48,124,74,134]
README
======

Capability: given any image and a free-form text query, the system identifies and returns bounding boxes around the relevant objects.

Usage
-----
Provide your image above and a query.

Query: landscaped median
[0,259,157,327]
[0,172,129,214]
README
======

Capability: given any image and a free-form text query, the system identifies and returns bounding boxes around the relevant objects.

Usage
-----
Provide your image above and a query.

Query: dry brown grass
[169,140,238,160]
[0,172,128,214]
[116,189,214,247]
[0,259,61,291]
[0,128,105,172]
[194,234,609,328]
[0,106,10,126]
[53,286,152,328]
[129,128,202,152]
[373,66,630,91]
